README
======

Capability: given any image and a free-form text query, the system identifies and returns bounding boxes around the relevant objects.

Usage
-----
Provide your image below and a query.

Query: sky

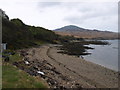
[0,0,119,32]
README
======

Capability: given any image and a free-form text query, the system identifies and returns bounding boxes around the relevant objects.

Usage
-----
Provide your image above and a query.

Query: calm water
[84,40,119,71]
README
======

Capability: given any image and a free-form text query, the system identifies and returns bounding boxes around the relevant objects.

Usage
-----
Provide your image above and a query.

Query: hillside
[2,16,59,50]
[55,25,88,32]
[54,25,119,39]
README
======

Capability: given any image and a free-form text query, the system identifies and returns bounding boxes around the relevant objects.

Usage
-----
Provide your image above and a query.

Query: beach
[17,44,118,88]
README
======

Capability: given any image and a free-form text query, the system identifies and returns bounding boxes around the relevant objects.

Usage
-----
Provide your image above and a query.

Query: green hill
[2,17,59,50]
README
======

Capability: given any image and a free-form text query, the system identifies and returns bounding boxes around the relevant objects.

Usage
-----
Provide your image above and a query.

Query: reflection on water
[84,40,118,71]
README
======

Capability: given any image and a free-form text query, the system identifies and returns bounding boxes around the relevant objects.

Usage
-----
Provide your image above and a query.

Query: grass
[9,54,22,64]
[2,52,48,88]
[34,40,48,46]
[2,64,47,88]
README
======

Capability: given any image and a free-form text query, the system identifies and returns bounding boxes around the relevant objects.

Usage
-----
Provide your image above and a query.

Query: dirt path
[17,44,118,88]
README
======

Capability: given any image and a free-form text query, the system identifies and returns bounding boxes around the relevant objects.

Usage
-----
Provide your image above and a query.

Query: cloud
[38,2,61,8]
[63,2,118,31]
[0,1,118,32]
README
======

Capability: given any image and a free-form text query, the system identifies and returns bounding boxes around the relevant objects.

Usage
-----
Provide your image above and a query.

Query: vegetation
[57,35,76,43]
[2,11,61,89]
[58,39,109,56]
[2,18,59,50]
[2,51,47,88]
[3,64,47,88]
[58,42,94,57]
[79,40,110,45]
[1,10,110,88]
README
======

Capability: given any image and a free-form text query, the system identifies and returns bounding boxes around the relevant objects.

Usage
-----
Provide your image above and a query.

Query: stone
[37,71,45,75]
[4,56,9,62]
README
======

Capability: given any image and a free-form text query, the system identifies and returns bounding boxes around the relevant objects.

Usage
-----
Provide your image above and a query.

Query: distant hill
[54,25,119,39]
[55,25,88,32]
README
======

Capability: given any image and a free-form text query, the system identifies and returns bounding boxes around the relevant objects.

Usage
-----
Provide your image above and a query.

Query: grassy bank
[2,51,48,88]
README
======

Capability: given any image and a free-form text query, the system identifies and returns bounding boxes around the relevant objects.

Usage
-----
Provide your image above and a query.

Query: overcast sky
[0,0,119,32]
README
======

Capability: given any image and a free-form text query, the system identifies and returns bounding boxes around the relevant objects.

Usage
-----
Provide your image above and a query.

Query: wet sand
[18,44,118,88]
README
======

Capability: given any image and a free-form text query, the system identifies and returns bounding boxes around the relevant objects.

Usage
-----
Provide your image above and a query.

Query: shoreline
[16,44,118,88]
[84,57,118,72]
[83,40,118,72]
[80,55,118,72]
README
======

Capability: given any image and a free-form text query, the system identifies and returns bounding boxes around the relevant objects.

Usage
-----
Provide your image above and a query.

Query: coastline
[17,44,118,88]
[84,57,118,72]
[84,39,118,71]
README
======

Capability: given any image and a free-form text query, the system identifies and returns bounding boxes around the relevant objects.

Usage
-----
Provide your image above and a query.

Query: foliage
[59,42,94,57]
[2,18,34,49]
[79,40,110,45]
[27,26,59,43]
[57,35,76,43]
[2,63,47,88]
[2,18,59,50]
[2,53,47,88]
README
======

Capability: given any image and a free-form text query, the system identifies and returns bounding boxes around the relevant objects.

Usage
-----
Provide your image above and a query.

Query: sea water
[84,40,119,71]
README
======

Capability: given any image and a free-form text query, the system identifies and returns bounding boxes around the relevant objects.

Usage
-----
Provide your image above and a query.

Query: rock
[46,78,58,86]
[26,68,37,76]
[33,66,38,70]
[37,71,45,75]
[24,57,29,61]
[13,62,25,70]
[13,62,18,66]
[24,61,30,65]
[11,52,15,55]
[51,68,61,75]
[20,50,28,56]
[58,86,66,89]
[4,56,9,62]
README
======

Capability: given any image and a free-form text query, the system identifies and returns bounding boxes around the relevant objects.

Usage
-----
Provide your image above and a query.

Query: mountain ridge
[55,25,116,33]
[54,25,119,39]
[55,25,88,32]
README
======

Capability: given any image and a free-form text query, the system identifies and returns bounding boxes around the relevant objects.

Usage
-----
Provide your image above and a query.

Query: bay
[84,40,119,71]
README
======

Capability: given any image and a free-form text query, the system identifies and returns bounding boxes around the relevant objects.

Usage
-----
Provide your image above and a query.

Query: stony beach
[15,44,118,88]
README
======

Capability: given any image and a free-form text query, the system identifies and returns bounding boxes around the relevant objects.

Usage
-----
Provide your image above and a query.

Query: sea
[83,40,119,71]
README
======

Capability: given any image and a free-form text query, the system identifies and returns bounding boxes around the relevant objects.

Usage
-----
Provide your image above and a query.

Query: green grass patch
[34,40,48,46]
[2,51,47,88]
[2,63,47,88]
[9,54,22,63]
